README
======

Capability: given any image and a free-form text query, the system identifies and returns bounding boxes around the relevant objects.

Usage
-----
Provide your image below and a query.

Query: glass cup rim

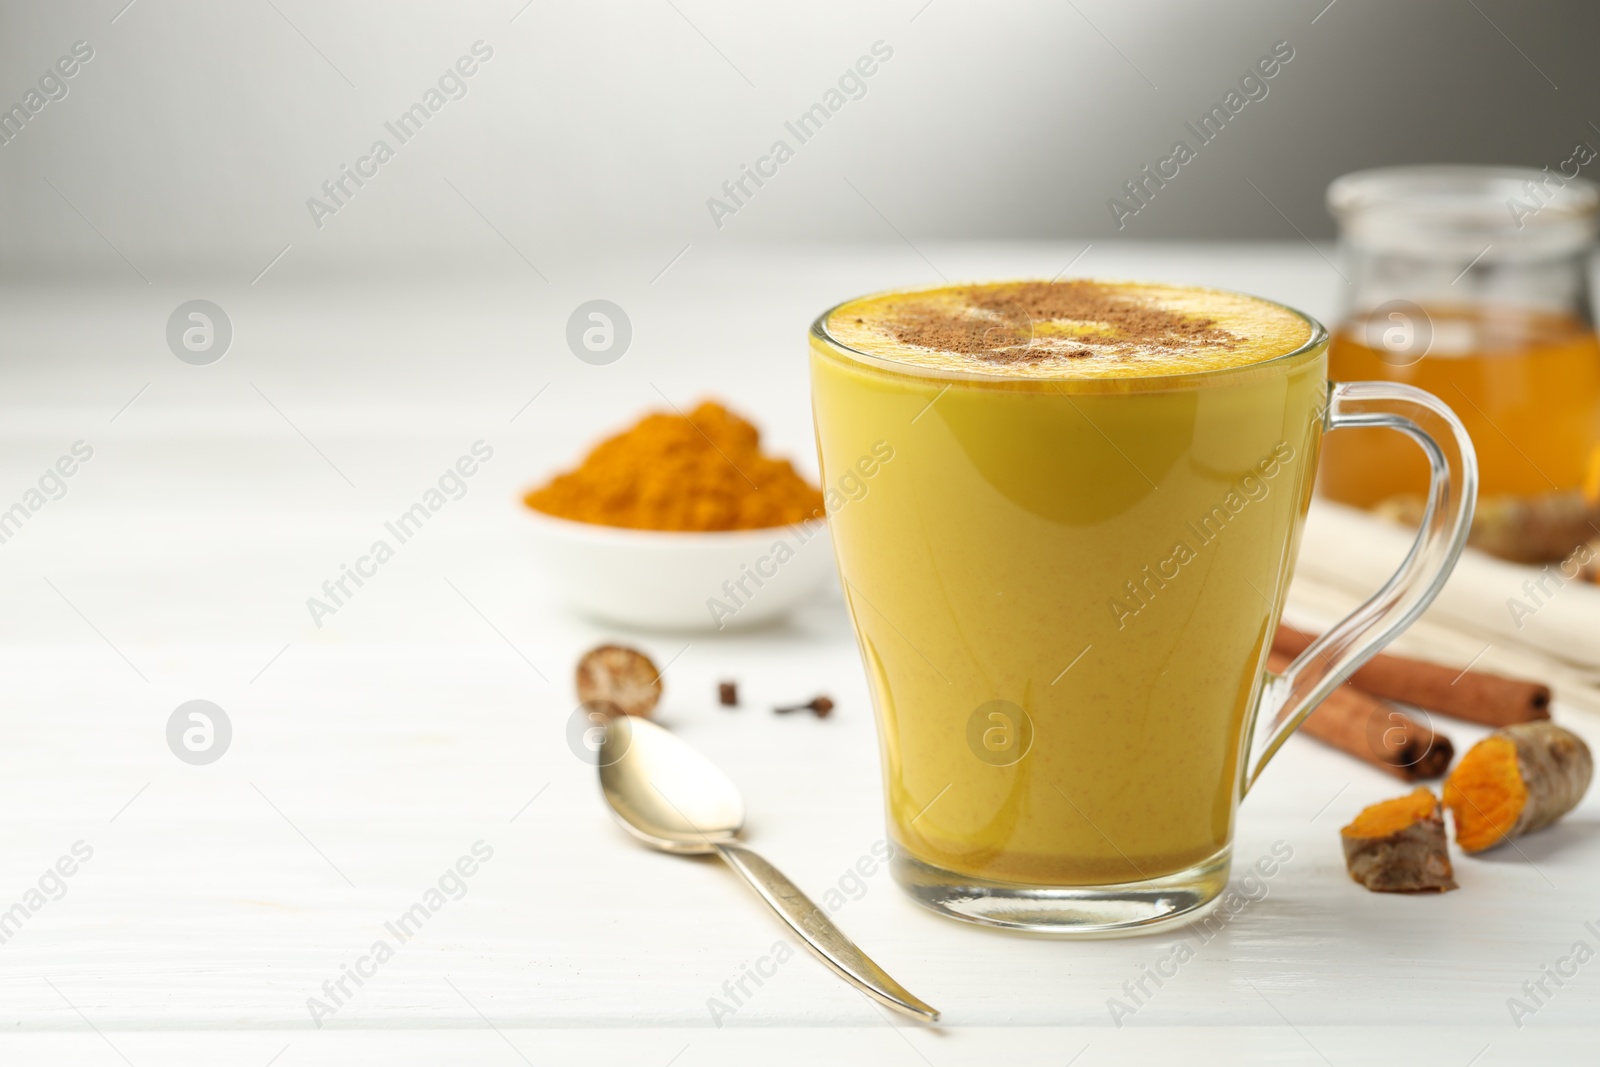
[809,279,1330,390]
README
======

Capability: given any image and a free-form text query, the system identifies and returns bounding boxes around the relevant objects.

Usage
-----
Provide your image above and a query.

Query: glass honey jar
[1318,165,1600,561]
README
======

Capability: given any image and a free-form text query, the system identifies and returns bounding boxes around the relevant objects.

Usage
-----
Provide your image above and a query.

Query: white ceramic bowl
[521,509,836,631]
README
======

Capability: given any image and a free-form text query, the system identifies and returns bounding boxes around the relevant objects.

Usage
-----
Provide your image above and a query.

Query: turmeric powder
[525,400,825,531]
[1443,722,1592,853]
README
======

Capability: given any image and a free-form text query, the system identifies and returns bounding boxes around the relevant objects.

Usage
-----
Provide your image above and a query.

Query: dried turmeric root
[1443,722,1593,853]
[1376,491,1600,564]
[1340,787,1458,893]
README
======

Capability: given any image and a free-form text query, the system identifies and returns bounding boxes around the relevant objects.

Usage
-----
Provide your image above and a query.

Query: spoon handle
[711,841,939,1023]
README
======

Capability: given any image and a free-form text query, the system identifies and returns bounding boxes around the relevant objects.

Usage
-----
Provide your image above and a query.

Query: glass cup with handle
[809,281,1477,934]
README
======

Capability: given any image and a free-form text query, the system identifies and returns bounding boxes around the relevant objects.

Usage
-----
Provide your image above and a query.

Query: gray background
[1,0,1595,280]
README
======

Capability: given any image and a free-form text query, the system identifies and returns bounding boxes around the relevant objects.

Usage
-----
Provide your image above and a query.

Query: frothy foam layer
[823,280,1313,379]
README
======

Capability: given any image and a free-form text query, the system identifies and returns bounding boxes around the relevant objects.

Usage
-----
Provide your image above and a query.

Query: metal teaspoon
[594,711,939,1022]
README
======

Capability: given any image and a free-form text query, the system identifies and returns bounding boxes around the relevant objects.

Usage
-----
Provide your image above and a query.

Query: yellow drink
[811,281,1326,887]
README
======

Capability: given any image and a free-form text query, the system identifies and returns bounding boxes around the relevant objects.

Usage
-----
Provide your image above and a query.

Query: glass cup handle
[1243,380,1479,795]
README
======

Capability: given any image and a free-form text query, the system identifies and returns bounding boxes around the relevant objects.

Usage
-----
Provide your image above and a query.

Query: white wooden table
[2,244,1596,1064]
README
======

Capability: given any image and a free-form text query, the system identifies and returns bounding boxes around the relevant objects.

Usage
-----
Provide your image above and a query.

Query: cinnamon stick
[1268,651,1454,780]
[1273,625,1550,728]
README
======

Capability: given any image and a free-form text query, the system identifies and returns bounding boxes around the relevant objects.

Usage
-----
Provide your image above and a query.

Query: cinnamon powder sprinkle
[881,281,1241,364]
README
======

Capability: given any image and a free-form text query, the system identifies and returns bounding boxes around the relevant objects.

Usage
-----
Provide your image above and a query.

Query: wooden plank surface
[2,247,1596,1062]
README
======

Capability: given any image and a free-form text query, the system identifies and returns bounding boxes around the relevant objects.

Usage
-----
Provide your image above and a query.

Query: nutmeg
[576,645,662,718]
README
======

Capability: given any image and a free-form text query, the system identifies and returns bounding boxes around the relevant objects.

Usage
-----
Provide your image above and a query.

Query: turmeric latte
[823,280,1312,379]
[524,401,824,531]
[812,281,1327,887]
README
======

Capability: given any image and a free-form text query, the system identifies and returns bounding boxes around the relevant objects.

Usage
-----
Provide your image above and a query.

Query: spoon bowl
[598,713,744,854]
[594,711,939,1022]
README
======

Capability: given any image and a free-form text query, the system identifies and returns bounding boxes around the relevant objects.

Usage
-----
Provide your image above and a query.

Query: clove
[775,695,834,719]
